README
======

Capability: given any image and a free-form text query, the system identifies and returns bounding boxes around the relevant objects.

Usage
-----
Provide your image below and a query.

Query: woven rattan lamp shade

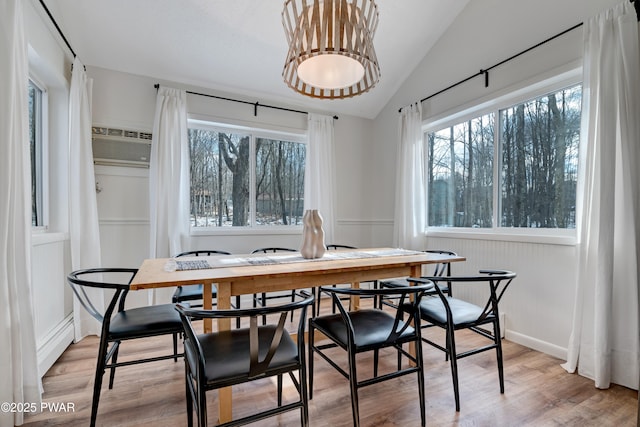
[282,0,380,99]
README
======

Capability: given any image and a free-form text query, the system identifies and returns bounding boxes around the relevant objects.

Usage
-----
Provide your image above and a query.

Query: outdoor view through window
[189,127,306,227]
[29,79,44,227]
[427,84,581,229]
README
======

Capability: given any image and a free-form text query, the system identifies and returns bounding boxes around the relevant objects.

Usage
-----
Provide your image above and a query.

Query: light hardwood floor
[24,300,638,427]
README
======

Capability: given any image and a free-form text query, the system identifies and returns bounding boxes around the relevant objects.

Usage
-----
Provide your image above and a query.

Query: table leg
[216,281,233,423]
[202,281,213,333]
[350,281,361,310]
[408,265,421,361]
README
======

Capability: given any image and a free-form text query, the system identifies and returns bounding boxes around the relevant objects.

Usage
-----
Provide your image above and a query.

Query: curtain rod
[39,0,76,58]
[154,84,338,120]
[400,22,584,113]
[404,0,640,113]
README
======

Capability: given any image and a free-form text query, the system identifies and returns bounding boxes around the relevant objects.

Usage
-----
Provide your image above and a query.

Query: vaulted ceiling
[43,0,470,119]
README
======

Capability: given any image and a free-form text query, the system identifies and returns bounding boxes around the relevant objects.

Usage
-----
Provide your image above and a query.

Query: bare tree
[218,133,252,226]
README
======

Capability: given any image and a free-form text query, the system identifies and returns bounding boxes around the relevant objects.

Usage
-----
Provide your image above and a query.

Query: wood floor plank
[23,300,638,426]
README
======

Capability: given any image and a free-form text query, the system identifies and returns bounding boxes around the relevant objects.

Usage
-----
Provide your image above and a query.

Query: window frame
[423,66,582,245]
[28,75,49,231]
[187,118,307,235]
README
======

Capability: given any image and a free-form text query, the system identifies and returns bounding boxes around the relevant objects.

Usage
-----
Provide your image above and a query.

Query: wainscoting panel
[427,236,578,359]
[32,233,73,376]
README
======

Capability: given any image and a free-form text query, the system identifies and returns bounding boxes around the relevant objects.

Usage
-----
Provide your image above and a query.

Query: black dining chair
[317,244,381,314]
[67,268,185,427]
[308,283,434,427]
[315,244,358,314]
[172,250,241,328]
[176,291,314,427]
[407,270,517,411]
[378,249,458,309]
[250,247,301,323]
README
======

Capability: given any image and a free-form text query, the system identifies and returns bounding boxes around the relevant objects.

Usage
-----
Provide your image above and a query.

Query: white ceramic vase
[300,209,326,259]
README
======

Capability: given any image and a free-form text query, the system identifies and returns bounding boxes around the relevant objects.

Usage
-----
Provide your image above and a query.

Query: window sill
[426,228,576,246]
[191,226,303,237]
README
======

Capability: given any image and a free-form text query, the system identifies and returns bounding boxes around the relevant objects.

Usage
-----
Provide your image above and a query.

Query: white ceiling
[44,0,470,119]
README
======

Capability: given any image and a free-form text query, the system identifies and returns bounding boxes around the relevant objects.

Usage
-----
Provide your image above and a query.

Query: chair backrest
[176,291,314,379]
[251,247,297,254]
[321,283,435,345]
[67,268,138,331]
[176,250,231,257]
[411,270,516,323]
[424,250,457,277]
[326,244,357,250]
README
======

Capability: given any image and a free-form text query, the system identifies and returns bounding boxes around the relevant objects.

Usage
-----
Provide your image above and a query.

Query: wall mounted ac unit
[92,126,152,168]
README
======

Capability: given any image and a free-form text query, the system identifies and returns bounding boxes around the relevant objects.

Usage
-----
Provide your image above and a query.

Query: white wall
[370,0,624,358]
[89,67,378,272]
[25,0,74,376]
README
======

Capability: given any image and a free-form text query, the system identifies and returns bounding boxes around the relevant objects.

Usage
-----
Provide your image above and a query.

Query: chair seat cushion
[312,309,416,350]
[418,297,494,327]
[173,284,217,302]
[109,304,184,340]
[192,325,299,386]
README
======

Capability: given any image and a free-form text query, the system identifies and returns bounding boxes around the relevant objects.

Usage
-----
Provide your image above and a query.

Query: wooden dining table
[130,247,465,423]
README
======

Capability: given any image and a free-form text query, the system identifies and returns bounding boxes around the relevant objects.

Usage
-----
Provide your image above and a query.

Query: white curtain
[305,113,336,245]
[393,103,426,250]
[69,57,103,341]
[0,0,42,424]
[562,1,640,389]
[149,86,189,302]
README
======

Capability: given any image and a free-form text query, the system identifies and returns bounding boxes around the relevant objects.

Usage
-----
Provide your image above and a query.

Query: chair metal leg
[299,360,310,427]
[331,285,338,314]
[277,374,283,406]
[185,364,194,427]
[290,290,296,321]
[108,341,120,389]
[90,337,110,427]
[447,327,461,412]
[173,332,179,362]
[197,383,207,427]
[309,288,317,318]
[415,335,427,427]
[235,295,241,328]
[495,319,505,394]
[308,321,315,400]
[373,349,379,378]
[347,347,361,427]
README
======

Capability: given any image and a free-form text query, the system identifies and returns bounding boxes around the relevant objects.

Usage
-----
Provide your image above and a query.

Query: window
[189,122,306,228]
[426,82,582,232]
[28,78,47,228]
